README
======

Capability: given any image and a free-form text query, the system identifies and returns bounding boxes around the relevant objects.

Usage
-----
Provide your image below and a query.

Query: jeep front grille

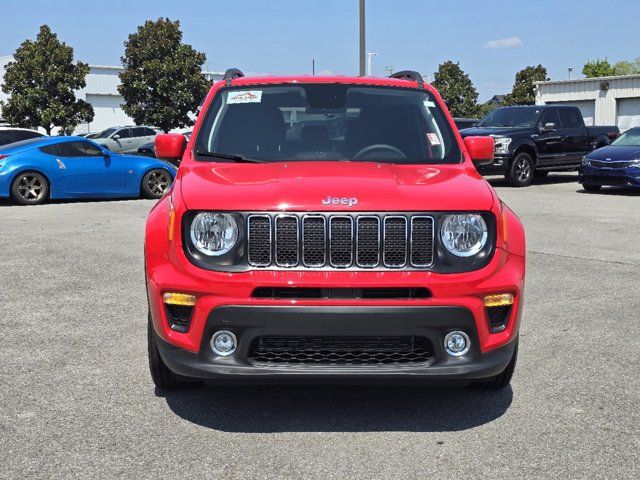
[247,213,434,269]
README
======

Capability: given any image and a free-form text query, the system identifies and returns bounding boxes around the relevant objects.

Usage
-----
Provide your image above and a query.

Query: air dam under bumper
[154,305,517,384]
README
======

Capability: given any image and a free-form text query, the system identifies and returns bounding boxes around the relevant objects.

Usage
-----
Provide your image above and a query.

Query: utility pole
[366,52,378,76]
[568,66,573,80]
[359,0,366,76]
[312,59,315,76]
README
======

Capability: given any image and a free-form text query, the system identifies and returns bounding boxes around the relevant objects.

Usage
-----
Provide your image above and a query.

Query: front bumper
[475,154,510,175]
[155,305,518,383]
[579,165,640,187]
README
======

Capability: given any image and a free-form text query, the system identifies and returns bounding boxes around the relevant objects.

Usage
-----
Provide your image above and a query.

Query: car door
[112,128,135,153]
[130,127,156,151]
[534,109,565,166]
[56,140,127,194]
[557,108,590,164]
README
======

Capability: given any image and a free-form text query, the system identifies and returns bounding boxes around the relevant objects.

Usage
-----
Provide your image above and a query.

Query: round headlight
[440,214,488,257]
[190,212,238,256]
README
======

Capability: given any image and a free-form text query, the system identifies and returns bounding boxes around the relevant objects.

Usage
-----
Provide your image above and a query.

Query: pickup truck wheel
[533,170,549,179]
[148,313,187,390]
[583,183,602,192]
[473,339,518,390]
[506,153,534,187]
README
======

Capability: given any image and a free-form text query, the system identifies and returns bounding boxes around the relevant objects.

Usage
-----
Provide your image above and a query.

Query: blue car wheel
[141,169,172,199]
[11,171,50,205]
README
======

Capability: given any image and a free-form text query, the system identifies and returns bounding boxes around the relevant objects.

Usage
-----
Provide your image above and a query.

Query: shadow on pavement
[158,384,513,433]
[576,186,640,196]
[487,173,579,188]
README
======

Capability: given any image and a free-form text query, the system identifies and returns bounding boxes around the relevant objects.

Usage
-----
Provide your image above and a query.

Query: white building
[535,75,640,132]
[0,55,223,133]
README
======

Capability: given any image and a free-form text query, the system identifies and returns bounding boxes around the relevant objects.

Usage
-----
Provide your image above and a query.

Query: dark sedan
[579,127,640,192]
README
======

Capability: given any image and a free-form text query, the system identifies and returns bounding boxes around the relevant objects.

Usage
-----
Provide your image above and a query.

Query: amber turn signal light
[483,293,514,308]
[162,292,197,307]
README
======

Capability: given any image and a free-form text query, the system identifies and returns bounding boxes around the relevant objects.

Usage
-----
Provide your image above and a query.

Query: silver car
[92,126,162,153]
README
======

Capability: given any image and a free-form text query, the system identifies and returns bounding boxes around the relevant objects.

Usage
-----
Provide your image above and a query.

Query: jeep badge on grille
[322,196,359,207]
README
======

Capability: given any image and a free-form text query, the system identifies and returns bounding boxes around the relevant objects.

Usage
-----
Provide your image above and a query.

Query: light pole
[568,66,573,80]
[366,52,378,76]
[384,65,394,76]
[359,0,366,76]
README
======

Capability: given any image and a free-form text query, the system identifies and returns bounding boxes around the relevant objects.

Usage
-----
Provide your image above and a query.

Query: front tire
[10,171,50,205]
[506,153,535,187]
[141,169,172,199]
[473,339,518,390]
[583,183,602,192]
[148,313,187,390]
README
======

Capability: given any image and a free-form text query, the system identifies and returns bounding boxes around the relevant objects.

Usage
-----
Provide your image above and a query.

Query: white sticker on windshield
[426,133,441,146]
[228,90,263,104]
[423,100,436,108]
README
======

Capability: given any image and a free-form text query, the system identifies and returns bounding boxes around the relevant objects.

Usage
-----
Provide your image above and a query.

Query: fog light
[444,331,470,357]
[211,330,237,356]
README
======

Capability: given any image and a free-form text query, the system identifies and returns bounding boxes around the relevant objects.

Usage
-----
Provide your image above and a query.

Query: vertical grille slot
[302,216,326,267]
[247,215,272,267]
[383,216,407,267]
[356,216,380,267]
[329,216,353,267]
[275,215,299,266]
[410,216,434,267]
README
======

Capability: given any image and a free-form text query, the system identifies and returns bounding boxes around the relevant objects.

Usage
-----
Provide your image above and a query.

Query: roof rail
[223,68,245,86]
[389,70,424,88]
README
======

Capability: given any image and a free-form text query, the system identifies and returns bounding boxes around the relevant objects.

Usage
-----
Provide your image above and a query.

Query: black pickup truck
[460,105,619,186]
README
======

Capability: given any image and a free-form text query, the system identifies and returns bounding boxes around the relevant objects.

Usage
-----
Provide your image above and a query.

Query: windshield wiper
[196,150,264,163]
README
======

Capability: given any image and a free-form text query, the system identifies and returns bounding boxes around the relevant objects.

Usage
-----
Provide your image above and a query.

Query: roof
[217,74,433,91]
[535,74,640,86]
[0,127,42,132]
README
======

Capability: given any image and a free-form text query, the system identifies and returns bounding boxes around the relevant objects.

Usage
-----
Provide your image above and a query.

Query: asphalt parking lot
[1,173,639,479]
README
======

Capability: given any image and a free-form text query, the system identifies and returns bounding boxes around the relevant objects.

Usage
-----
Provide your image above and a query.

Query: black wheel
[10,171,49,205]
[506,153,535,187]
[148,313,187,390]
[583,183,602,192]
[533,170,549,179]
[141,169,172,199]
[473,339,518,390]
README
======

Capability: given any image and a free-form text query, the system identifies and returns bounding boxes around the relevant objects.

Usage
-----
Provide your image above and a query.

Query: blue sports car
[579,127,640,192]
[0,136,177,205]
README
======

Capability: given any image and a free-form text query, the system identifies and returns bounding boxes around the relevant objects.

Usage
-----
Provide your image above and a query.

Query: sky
[2,0,639,101]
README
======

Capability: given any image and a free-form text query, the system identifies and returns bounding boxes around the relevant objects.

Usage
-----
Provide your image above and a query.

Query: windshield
[478,107,542,128]
[611,128,640,146]
[95,128,117,139]
[195,84,460,164]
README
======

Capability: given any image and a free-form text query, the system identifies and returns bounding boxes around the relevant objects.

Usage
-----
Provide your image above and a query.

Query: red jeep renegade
[145,69,525,390]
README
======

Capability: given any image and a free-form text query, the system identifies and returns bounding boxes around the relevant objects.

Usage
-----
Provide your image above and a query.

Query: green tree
[431,61,480,118]
[119,18,211,133]
[503,65,548,106]
[612,58,640,76]
[582,58,614,78]
[1,25,94,134]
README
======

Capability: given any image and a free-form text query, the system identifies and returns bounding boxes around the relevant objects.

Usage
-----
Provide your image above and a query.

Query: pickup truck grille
[247,213,434,269]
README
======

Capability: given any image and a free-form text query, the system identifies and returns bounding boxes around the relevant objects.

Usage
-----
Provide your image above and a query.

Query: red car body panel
[145,74,526,383]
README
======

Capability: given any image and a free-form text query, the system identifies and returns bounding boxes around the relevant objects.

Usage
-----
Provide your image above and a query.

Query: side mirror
[464,136,494,165]
[539,122,556,133]
[155,133,186,161]
[112,134,120,140]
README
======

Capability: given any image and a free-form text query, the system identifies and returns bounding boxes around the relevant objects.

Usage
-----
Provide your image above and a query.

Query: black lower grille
[583,175,630,185]
[248,336,434,366]
[252,287,431,299]
[165,304,193,333]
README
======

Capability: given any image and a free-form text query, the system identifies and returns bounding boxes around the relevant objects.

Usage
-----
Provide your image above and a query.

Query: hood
[178,161,495,212]
[460,126,532,138]
[587,145,640,161]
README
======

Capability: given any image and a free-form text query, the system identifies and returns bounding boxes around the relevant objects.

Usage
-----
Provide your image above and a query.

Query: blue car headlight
[581,156,590,166]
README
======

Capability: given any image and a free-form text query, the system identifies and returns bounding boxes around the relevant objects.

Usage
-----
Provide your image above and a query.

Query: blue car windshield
[611,128,640,146]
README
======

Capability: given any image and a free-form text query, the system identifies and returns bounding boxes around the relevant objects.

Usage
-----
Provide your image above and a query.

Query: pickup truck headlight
[190,212,238,256]
[440,214,488,257]
[491,136,512,155]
